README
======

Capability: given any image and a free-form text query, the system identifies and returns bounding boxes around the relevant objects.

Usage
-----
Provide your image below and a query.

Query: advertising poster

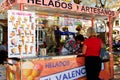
[21,57,86,80]
[7,57,108,80]
[8,10,36,58]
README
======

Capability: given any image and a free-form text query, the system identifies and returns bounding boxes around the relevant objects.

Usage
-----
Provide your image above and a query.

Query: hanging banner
[8,10,36,58]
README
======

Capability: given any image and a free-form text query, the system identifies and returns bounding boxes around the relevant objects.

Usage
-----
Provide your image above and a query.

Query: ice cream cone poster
[8,10,36,58]
[21,57,86,80]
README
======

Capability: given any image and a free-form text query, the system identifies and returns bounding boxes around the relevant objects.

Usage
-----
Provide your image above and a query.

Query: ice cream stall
[0,0,118,80]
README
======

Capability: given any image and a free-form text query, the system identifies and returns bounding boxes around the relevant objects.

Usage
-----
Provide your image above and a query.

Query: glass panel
[35,16,87,56]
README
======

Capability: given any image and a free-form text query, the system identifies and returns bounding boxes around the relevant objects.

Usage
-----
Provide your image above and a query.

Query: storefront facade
[0,0,119,80]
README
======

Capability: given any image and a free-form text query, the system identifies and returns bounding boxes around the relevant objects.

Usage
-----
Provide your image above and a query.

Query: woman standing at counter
[82,27,104,80]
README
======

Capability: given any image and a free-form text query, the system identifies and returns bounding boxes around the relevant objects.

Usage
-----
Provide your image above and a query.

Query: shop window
[35,17,86,56]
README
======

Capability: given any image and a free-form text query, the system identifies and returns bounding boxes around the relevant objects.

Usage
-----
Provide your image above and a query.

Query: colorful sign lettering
[21,57,86,80]
[15,0,118,17]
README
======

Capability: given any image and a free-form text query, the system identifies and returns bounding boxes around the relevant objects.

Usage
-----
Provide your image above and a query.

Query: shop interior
[35,14,108,56]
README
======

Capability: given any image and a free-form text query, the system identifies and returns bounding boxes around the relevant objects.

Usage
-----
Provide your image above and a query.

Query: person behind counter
[54,25,62,55]
[0,41,8,64]
[75,25,84,45]
[61,34,84,55]
[82,27,104,80]
[65,34,70,41]
[43,20,56,56]
[54,25,61,47]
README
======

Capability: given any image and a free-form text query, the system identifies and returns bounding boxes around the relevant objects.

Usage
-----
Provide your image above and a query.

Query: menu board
[8,10,36,58]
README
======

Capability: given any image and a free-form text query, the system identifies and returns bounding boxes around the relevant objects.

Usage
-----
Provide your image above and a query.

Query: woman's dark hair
[75,34,84,41]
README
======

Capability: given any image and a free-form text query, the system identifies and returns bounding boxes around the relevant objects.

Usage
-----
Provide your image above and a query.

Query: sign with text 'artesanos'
[15,0,118,17]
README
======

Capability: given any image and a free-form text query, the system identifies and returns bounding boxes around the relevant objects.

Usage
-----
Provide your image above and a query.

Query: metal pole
[91,17,94,27]
[20,3,24,11]
[20,3,24,80]
[108,16,114,79]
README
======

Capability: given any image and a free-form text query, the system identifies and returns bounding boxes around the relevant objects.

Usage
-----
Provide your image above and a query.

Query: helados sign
[1,0,118,17]
[26,0,118,17]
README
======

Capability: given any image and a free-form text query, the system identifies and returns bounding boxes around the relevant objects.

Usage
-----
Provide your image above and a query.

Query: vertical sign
[8,10,36,58]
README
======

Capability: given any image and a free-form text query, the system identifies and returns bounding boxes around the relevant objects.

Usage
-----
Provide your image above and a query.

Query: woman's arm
[82,44,87,55]
[101,40,104,48]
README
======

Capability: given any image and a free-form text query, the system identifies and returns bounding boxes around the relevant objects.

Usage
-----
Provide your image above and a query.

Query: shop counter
[6,55,110,80]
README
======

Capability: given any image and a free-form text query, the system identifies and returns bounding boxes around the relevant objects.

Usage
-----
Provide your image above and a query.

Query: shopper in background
[82,27,104,80]
[0,41,8,64]
[0,41,7,51]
